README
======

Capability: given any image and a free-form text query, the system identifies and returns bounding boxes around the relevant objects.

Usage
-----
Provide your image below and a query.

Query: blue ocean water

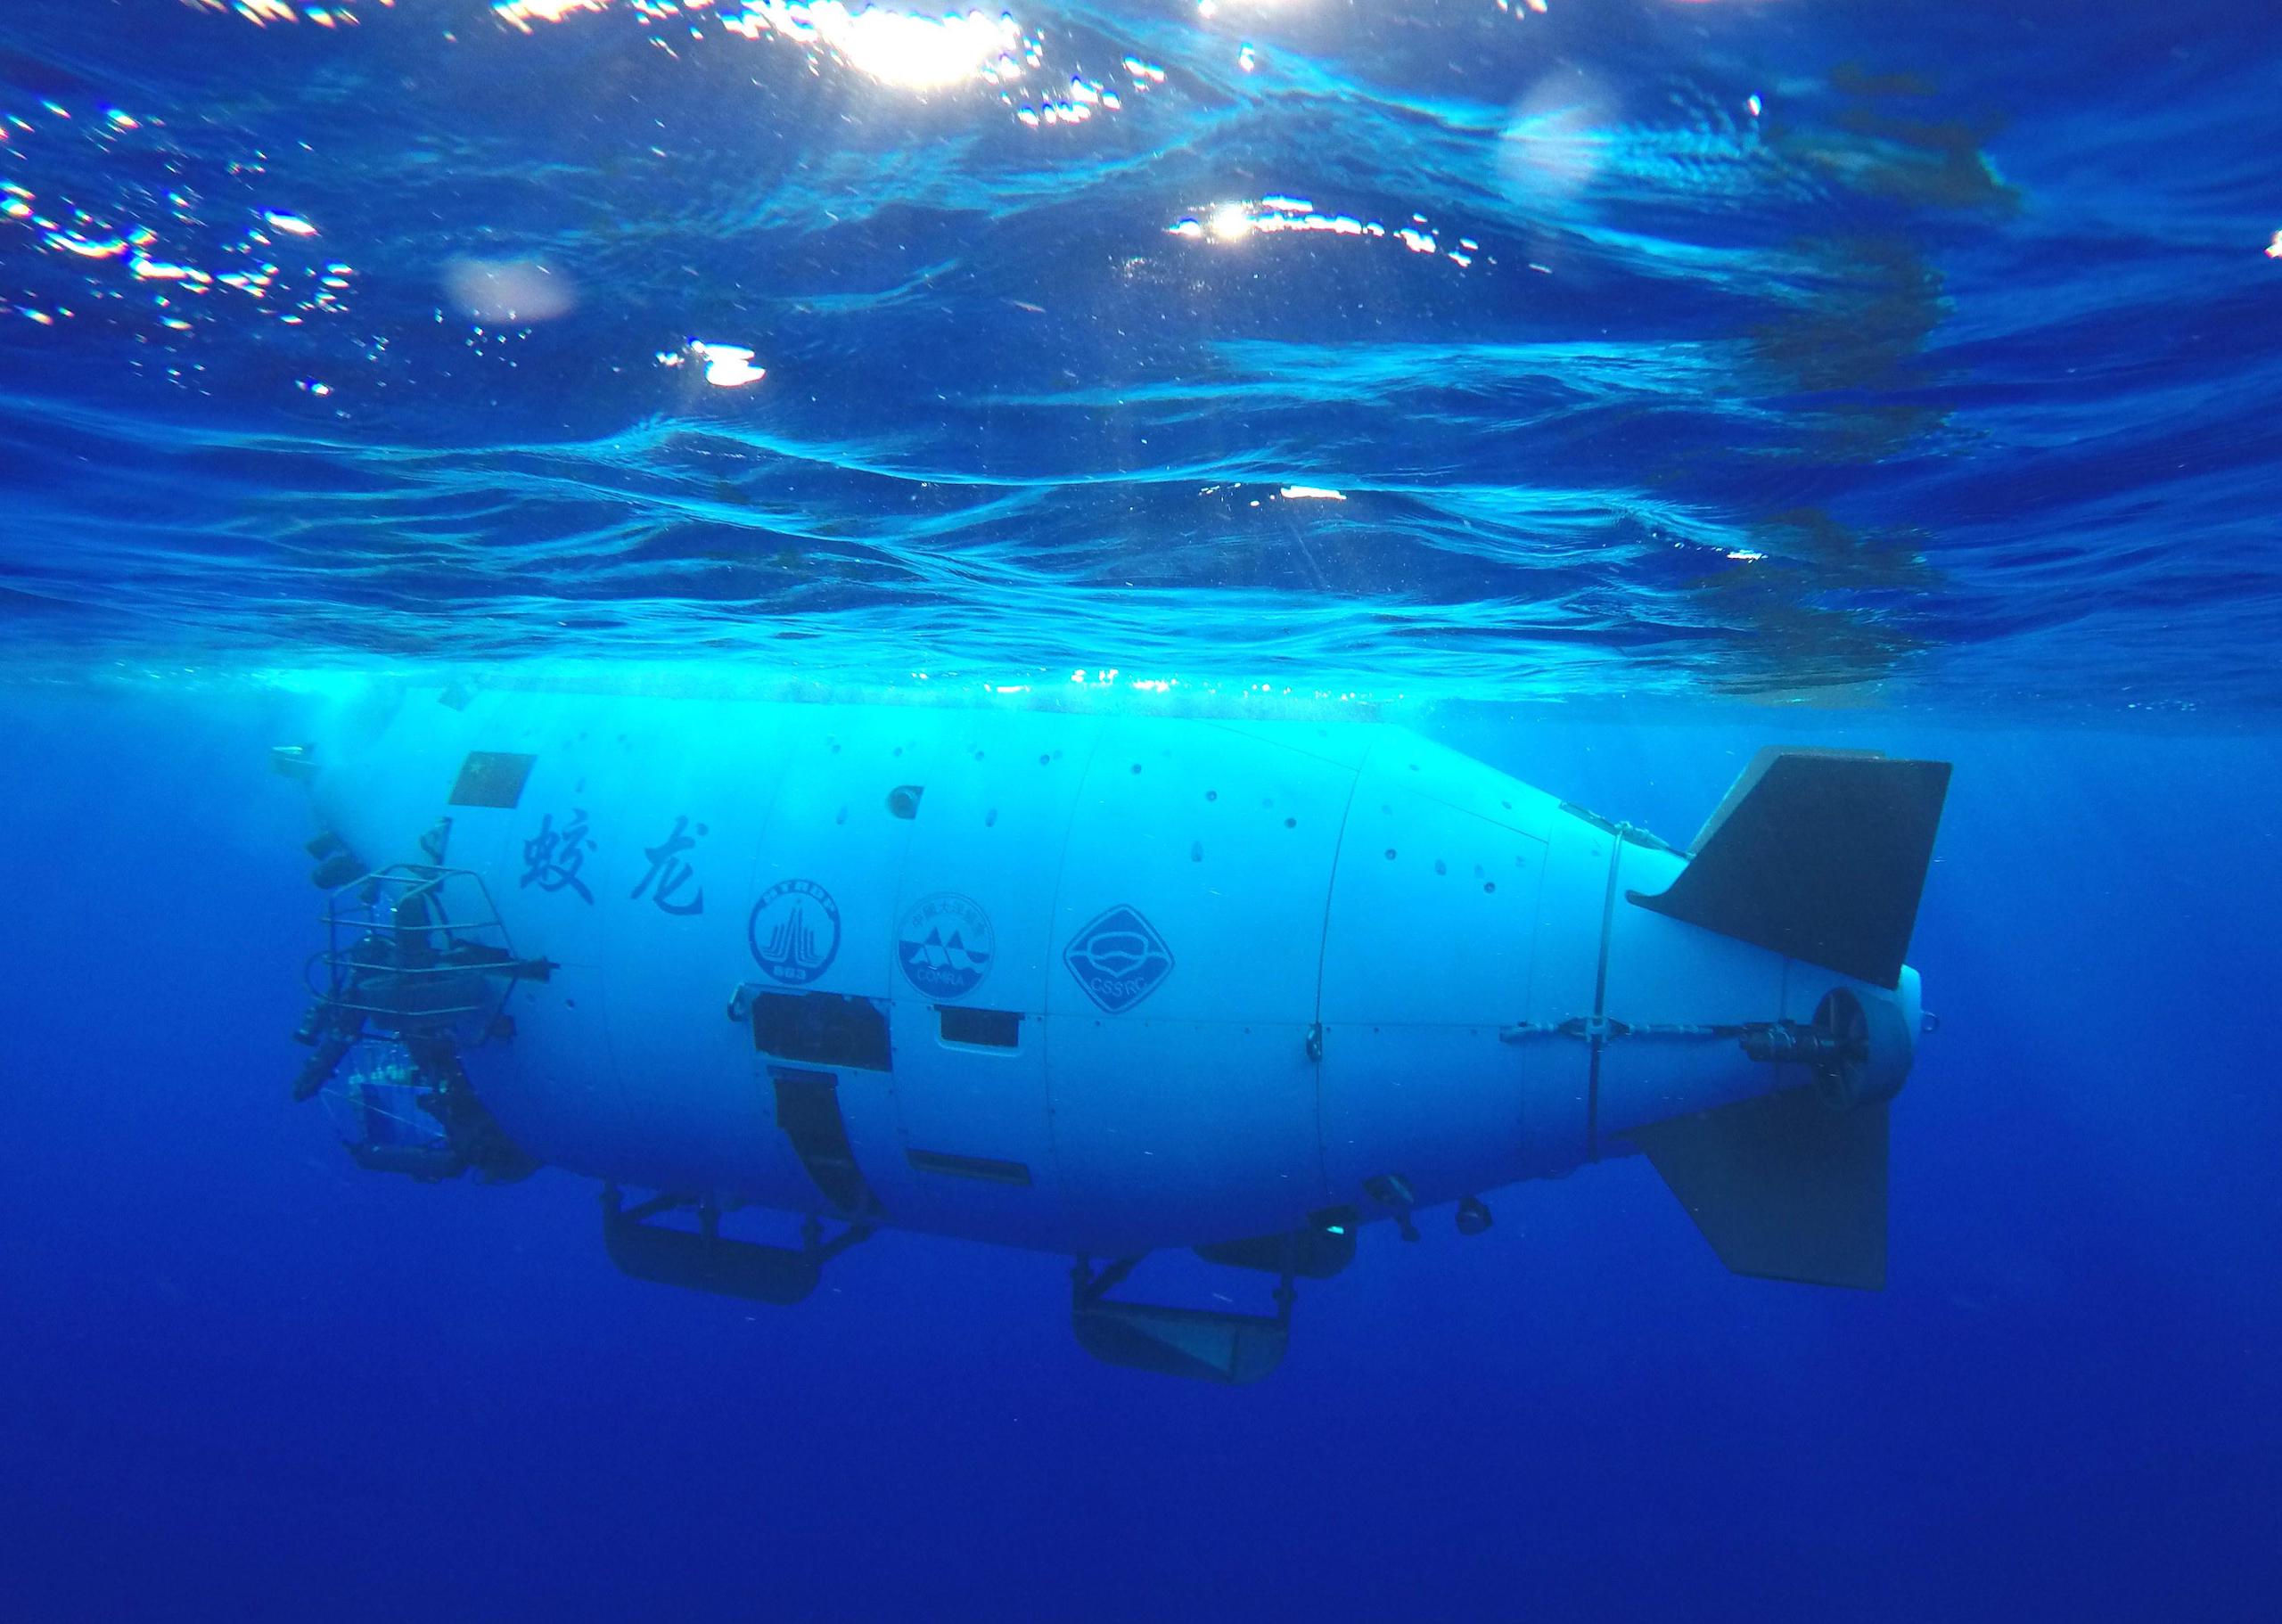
[2,0,2276,703]
[3,1,2279,1620]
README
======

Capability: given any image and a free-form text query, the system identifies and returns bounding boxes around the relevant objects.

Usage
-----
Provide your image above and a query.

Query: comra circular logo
[747,878,841,984]
[897,891,996,999]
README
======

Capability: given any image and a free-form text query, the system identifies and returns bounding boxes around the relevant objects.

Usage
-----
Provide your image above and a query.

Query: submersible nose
[1455,1196,1493,1237]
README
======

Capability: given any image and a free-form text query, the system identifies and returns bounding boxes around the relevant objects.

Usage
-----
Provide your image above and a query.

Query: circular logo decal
[897,891,996,999]
[747,878,841,985]
[1063,903,1174,1013]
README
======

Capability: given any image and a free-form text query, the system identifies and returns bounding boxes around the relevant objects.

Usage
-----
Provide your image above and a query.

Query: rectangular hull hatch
[750,989,892,1071]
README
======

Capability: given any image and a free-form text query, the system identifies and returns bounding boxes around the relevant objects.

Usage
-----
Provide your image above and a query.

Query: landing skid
[602,1187,873,1307]
[1070,1253,1297,1385]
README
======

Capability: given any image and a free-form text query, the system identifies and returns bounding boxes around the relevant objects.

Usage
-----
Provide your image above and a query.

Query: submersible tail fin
[1627,1089,1890,1290]
[1620,747,1950,1291]
[1626,747,1950,989]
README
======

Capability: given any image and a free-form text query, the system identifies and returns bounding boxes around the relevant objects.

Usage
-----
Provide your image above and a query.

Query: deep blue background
[3,688,2274,1621]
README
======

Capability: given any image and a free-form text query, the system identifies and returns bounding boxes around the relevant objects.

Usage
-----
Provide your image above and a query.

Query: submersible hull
[278,685,1948,1382]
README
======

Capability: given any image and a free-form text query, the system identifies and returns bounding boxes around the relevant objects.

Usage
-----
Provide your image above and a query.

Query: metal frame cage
[304,863,521,1048]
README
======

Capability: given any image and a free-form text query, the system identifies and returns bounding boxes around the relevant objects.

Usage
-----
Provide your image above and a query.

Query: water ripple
[0,0,2274,711]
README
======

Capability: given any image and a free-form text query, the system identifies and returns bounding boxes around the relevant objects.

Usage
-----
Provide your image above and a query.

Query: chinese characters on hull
[631,816,708,916]
[520,811,710,917]
[521,809,596,903]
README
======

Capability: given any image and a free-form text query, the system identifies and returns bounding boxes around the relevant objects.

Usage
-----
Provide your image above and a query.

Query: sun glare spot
[726,4,1021,91]
[444,257,577,323]
[1173,198,1475,272]
[493,0,612,32]
[46,233,128,259]
[1498,72,1613,202]
[689,340,768,387]
[130,256,204,282]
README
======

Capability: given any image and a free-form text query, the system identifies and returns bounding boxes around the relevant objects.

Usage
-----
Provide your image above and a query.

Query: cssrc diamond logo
[1063,904,1174,1013]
